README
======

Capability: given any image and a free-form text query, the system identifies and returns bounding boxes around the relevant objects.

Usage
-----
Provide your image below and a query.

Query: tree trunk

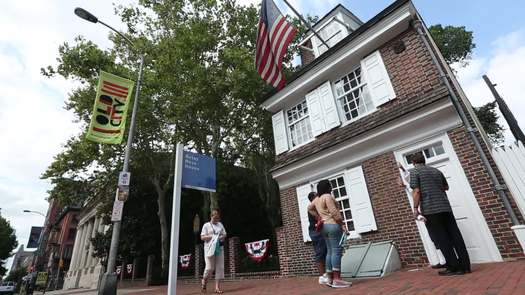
[153,177,170,279]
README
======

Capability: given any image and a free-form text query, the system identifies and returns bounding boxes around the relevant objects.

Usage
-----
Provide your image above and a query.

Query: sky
[1,0,525,273]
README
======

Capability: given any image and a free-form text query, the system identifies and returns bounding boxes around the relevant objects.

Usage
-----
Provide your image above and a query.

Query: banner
[244,239,270,263]
[27,226,43,248]
[179,254,191,270]
[86,71,135,144]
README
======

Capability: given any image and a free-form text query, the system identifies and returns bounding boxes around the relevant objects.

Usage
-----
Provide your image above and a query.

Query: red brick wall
[357,152,427,267]
[275,27,448,170]
[275,152,429,276]
[275,188,317,276]
[380,28,442,103]
[448,127,524,258]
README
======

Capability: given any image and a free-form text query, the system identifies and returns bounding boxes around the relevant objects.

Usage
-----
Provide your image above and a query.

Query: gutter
[412,14,520,226]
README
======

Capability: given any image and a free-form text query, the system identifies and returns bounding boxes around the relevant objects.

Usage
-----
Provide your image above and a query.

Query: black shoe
[438,269,465,276]
[431,263,447,269]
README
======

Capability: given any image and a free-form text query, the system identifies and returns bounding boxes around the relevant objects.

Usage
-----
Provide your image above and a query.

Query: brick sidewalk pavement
[49,260,525,295]
[177,260,525,295]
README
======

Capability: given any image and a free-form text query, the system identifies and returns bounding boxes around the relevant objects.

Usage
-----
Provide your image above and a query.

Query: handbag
[314,218,324,232]
[214,237,221,256]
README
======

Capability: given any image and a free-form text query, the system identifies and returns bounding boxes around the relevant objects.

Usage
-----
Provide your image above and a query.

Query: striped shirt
[409,165,452,215]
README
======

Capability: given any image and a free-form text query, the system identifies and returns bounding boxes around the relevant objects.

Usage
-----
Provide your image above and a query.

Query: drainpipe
[412,16,520,226]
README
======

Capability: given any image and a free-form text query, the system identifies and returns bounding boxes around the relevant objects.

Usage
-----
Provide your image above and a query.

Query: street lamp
[75,7,145,295]
[23,210,46,217]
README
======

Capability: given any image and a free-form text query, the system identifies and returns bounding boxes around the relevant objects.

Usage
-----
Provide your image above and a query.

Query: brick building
[262,0,524,276]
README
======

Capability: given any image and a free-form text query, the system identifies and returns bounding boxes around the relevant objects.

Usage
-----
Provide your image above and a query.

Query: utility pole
[483,75,525,144]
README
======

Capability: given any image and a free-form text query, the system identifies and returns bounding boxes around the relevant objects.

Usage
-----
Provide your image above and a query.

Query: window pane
[424,148,434,158]
[434,143,445,155]
[337,177,345,187]
[333,190,340,198]
[340,186,347,197]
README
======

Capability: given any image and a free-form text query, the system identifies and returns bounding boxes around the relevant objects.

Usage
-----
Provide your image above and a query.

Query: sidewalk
[45,259,525,294]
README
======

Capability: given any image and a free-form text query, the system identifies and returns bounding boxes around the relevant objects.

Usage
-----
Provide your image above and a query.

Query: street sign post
[168,145,216,295]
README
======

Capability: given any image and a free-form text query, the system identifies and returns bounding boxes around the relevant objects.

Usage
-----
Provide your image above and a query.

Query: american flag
[256,0,297,89]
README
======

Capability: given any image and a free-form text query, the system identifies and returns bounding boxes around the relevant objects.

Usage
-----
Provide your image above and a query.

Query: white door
[395,134,502,263]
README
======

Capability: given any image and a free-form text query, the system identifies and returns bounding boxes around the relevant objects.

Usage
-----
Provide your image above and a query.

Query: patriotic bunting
[244,239,270,263]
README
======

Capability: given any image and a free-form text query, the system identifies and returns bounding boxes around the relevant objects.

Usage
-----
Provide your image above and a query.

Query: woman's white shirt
[201,221,226,249]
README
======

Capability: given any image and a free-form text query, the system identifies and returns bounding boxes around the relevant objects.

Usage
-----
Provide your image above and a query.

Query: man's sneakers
[438,269,466,276]
[318,274,330,285]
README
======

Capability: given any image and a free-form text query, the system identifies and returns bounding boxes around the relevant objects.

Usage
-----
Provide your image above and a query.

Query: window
[334,67,375,122]
[329,175,355,232]
[63,245,73,259]
[405,142,446,165]
[315,19,347,56]
[68,228,76,241]
[286,100,313,148]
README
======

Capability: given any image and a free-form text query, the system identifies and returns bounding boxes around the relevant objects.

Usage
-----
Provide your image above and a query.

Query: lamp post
[74,7,145,295]
[23,210,46,217]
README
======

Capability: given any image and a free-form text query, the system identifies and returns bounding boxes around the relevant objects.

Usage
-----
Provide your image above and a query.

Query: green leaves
[474,102,505,145]
[429,24,476,66]
[0,215,18,276]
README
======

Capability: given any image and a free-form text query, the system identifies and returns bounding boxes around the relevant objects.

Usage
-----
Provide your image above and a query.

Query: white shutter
[272,111,288,155]
[345,166,377,233]
[305,88,325,137]
[360,50,396,107]
[317,81,341,130]
[296,183,313,242]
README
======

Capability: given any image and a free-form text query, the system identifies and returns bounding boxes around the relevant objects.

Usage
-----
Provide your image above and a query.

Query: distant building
[63,201,106,290]
[10,245,34,271]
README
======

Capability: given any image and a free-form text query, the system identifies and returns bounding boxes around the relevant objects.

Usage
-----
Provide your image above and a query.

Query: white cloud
[455,30,525,144]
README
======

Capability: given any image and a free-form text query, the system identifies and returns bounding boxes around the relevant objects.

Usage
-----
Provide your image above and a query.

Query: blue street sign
[181,151,216,192]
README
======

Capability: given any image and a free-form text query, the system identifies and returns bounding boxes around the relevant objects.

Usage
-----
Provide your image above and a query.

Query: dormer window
[312,18,349,57]
[316,19,346,55]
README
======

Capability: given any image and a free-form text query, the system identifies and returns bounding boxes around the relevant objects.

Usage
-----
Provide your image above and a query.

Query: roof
[304,4,363,35]
[262,0,411,103]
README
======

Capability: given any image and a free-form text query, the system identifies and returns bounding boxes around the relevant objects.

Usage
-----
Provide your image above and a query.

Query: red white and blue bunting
[179,254,192,270]
[244,239,270,263]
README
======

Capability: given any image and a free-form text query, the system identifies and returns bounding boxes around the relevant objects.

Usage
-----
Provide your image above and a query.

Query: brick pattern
[228,237,240,277]
[352,152,427,267]
[299,39,315,66]
[274,27,446,171]
[194,244,201,279]
[275,189,317,276]
[448,127,524,258]
[170,260,525,295]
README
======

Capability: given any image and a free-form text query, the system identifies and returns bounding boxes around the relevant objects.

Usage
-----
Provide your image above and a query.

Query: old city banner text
[86,71,135,144]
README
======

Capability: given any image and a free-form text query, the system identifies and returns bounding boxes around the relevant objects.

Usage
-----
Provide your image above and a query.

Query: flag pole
[282,0,330,49]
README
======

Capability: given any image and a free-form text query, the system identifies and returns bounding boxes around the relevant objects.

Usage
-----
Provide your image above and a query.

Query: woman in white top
[200,209,227,294]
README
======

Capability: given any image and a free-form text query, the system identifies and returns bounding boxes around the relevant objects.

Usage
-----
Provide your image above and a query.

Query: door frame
[394,133,502,263]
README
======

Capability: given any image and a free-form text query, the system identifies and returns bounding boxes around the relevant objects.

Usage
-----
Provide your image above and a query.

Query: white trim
[394,133,502,263]
[261,4,413,113]
[273,100,459,190]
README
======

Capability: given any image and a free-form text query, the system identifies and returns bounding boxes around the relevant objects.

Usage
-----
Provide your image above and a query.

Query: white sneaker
[331,279,352,288]
[318,274,330,285]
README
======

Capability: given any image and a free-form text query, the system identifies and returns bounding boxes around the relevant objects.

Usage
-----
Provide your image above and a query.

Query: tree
[429,24,475,66]
[0,215,18,277]
[474,102,505,144]
[4,267,27,290]
[42,0,297,279]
